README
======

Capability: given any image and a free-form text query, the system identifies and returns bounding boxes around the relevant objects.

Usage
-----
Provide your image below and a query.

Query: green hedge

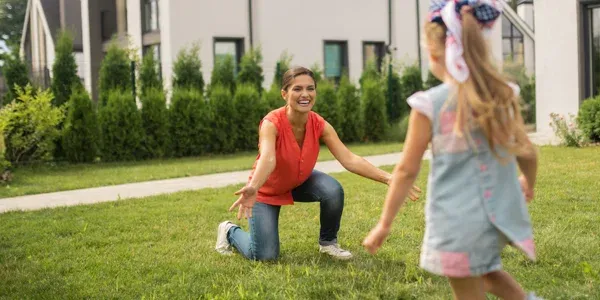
[169,88,210,157]
[98,90,144,161]
[62,87,99,163]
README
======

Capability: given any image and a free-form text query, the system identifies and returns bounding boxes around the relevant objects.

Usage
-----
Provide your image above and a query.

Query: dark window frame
[501,15,525,63]
[142,0,160,34]
[323,40,349,82]
[581,1,600,100]
[213,37,245,74]
[362,41,386,71]
[143,43,162,80]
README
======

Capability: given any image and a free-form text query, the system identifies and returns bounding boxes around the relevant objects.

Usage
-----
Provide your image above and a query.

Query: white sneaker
[527,292,544,300]
[215,221,238,255]
[319,244,353,260]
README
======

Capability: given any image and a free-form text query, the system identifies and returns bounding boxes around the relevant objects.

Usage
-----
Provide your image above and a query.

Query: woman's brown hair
[281,66,317,91]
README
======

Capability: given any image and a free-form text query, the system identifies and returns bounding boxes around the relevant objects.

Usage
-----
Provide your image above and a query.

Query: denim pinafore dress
[407,83,536,277]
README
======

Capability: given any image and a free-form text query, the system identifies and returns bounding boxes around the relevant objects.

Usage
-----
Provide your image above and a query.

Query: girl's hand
[362,222,391,255]
[518,175,534,203]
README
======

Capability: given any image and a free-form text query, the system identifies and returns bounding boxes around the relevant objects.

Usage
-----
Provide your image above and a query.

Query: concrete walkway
[0,151,432,214]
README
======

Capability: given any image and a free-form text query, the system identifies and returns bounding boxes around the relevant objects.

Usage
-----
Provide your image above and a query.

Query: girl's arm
[516,139,538,202]
[363,109,431,254]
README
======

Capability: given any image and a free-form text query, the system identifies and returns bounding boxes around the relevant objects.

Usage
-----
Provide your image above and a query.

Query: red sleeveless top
[248,106,325,206]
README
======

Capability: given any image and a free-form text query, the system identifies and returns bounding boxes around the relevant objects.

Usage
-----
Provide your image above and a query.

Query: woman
[215,66,420,261]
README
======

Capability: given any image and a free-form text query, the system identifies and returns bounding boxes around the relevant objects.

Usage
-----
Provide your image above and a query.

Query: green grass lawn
[0,147,598,299]
[0,142,403,199]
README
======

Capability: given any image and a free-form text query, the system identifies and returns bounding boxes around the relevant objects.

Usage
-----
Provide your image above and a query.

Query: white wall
[534,0,581,136]
[167,0,248,86]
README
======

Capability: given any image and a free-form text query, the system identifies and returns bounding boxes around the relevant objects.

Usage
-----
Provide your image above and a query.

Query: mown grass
[0,147,598,299]
[0,142,403,199]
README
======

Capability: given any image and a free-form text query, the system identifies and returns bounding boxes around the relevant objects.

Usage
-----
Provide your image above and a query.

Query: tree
[210,55,235,94]
[337,75,362,143]
[1,52,29,104]
[62,86,99,163]
[313,79,340,130]
[399,64,423,117]
[98,90,144,161]
[233,84,262,151]
[237,47,264,95]
[0,0,28,53]
[362,78,387,142]
[208,85,236,154]
[51,30,80,107]
[140,88,169,158]
[272,51,293,87]
[172,44,204,92]
[98,43,131,106]
[0,85,65,164]
[169,88,210,157]
[139,48,162,94]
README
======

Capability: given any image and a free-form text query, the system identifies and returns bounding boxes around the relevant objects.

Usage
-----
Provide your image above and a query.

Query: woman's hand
[387,175,422,201]
[229,185,258,219]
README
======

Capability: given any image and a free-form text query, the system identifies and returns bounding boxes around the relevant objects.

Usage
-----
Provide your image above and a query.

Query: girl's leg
[448,277,486,300]
[483,271,527,299]
[227,202,281,261]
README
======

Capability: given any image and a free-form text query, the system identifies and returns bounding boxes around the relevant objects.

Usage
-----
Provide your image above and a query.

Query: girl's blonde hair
[425,13,533,159]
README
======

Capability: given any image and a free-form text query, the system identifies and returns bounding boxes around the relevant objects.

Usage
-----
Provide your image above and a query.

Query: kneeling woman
[216,67,420,260]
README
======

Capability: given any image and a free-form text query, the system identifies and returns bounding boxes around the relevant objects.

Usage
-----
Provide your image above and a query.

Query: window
[323,41,348,81]
[501,15,524,65]
[214,38,244,75]
[363,42,385,71]
[100,10,115,41]
[143,0,159,33]
[583,2,600,98]
[143,44,162,79]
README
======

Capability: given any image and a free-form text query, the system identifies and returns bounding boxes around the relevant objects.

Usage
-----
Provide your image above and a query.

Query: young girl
[362,1,541,299]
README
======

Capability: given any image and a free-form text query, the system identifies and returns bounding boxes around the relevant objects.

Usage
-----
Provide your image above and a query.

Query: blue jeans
[227,170,344,261]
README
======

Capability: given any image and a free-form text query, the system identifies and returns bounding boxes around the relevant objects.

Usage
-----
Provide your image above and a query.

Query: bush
[237,48,264,96]
[262,84,283,114]
[0,85,65,164]
[577,96,600,143]
[169,88,210,157]
[520,76,536,124]
[424,70,442,89]
[210,55,235,95]
[139,48,162,94]
[399,64,423,117]
[141,88,170,158]
[98,90,144,161]
[313,79,340,131]
[387,114,410,143]
[337,76,362,143]
[272,51,293,87]
[98,43,131,106]
[384,69,403,124]
[549,113,586,147]
[172,44,204,92]
[362,78,387,142]
[360,58,381,88]
[62,87,100,163]
[310,63,324,85]
[233,84,262,151]
[209,85,236,154]
[51,30,80,107]
[1,53,30,105]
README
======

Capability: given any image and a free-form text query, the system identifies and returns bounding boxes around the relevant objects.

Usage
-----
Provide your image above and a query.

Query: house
[19,1,545,131]
[533,0,598,139]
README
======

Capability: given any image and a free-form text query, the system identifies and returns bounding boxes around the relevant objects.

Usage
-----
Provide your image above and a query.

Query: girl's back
[409,83,536,278]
